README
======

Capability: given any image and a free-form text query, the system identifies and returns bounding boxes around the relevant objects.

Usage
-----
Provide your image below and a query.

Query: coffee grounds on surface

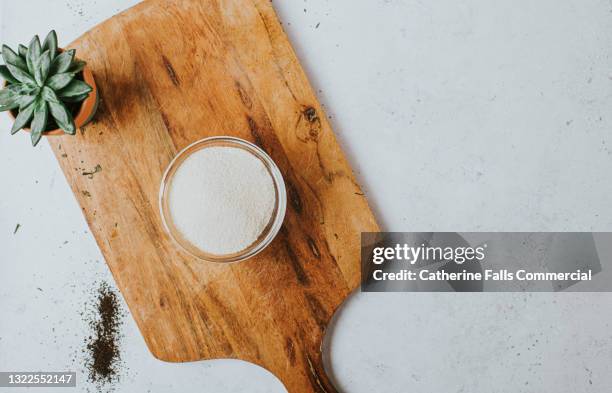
[85,282,123,386]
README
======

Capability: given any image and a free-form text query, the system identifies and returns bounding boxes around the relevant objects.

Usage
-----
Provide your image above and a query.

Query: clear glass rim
[159,136,287,263]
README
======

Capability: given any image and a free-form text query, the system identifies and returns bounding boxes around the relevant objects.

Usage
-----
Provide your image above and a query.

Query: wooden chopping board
[49,0,379,391]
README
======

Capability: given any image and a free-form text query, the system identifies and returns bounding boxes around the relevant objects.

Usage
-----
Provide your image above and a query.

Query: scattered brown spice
[84,282,124,387]
[82,164,102,179]
[82,190,92,197]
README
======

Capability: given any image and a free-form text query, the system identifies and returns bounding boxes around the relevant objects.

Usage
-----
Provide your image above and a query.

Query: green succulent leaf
[44,51,53,77]
[50,49,75,74]
[0,104,18,111]
[0,65,20,84]
[18,44,28,58]
[48,100,75,134]
[0,104,17,112]
[42,30,58,57]
[10,99,36,134]
[58,80,92,97]
[2,45,28,70]
[41,86,60,102]
[30,98,48,146]
[6,63,36,85]
[0,89,18,107]
[17,94,37,109]
[46,72,75,90]
[1,84,35,108]
[31,129,43,146]
[8,83,38,96]
[33,50,51,86]
[26,36,42,75]
[61,93,90,103]
[67,59,86,74]
[0,89,11,102]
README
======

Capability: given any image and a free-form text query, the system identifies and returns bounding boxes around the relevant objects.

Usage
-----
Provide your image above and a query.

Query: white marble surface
[1,1,611,392]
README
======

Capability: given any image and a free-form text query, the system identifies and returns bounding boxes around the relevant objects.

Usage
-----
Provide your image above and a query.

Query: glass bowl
[159,136,287,263]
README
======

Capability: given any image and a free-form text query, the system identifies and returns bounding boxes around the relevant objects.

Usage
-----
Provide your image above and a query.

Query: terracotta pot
[6,56,99,136]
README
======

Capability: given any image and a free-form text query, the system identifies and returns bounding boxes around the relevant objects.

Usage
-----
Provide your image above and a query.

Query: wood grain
[48,0,379,391]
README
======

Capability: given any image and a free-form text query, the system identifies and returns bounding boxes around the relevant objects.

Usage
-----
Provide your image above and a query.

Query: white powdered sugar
[168,146,276,255]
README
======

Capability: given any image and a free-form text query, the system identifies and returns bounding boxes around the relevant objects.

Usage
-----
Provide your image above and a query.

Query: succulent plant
[0,30,92,146]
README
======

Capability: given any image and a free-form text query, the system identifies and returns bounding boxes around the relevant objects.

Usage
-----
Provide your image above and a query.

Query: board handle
[276,348,339,393]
